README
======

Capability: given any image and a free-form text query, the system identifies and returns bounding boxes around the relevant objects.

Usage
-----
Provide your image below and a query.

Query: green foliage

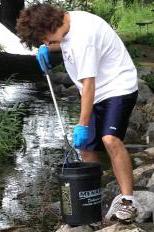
[135,33,154,46]
[27,0,93,11]
[0,104,25,162]
[92,0,115,23]
[141,74,154,91]
[117,2,154,34]
[126,44,141,58]
[91,0,123,28]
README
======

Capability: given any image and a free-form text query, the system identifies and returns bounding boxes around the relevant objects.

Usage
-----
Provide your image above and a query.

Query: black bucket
[57,162,102,226]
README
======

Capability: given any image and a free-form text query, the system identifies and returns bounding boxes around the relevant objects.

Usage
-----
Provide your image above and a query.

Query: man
[16,3,138,223]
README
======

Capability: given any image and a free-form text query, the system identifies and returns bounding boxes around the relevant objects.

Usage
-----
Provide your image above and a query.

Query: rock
[124,127,140,144]
[53,72,74,87]
[62,85,79,97]
[134,157,144,166]
[0,226,32,232]
[140,223,154,232]
[137,66,153,79]
[56,224,93,232]
[50,201,61,217]
[134,191,154,223]
[147,173,154,189]
[146,123,154,145]
[133,164,154,188]
[53,84,67,96]
[129,107,146,135]
[134,169,154,189]
[131,151,154,168]
[126,144,149,153]
[97,223,145,232]
[147,96,154,105]
[141,101,154,123]
[137,79,153,104]
[144,147,154,156]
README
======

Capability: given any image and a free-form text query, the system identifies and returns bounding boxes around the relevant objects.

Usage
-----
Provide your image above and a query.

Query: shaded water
[0,79,80,230]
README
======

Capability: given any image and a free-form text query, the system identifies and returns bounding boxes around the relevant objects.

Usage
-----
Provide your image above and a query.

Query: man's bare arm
[79,77,95,126]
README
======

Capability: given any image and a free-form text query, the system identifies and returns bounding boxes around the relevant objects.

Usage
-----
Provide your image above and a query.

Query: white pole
[45,73,66,137]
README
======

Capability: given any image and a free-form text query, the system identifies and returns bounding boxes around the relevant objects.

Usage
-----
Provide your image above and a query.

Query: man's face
[43,27,66,51]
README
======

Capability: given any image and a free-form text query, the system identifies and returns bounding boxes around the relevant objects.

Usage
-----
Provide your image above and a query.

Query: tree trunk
[0,51,63,79]
[1,0,24,34]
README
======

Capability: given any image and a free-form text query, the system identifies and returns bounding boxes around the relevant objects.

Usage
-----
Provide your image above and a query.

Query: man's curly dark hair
[16,3,65,49]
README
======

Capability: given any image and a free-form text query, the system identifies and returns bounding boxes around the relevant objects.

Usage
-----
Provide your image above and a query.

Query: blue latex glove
[36,44,52,72]
[73,125,89,149]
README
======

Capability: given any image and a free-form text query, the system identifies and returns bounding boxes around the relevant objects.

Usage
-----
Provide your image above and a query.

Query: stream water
[0,78,80,231]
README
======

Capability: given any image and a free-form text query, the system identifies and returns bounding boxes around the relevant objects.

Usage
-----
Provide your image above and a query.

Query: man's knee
[102,135,122,154]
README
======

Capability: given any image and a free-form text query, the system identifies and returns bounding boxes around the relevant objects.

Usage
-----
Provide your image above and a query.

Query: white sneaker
[105,194,138,223]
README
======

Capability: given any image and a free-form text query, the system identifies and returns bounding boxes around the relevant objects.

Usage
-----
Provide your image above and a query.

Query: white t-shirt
[60,11,138,104]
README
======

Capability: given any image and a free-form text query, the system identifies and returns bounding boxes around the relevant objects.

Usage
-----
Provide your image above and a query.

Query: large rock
[97,223,145,232]
[141,99,154,123]
[129,107,146,137]
[56,225,93,232]
[56,223,146,232]
[133,164,154,180]
[62,85,79,98]
[144,147,154,156]
[124,127,141,144]
[127,92,154,144]
[134,191,154,223]
[137,66,153,79]
[137,79,153,104]
[53,72,74,87]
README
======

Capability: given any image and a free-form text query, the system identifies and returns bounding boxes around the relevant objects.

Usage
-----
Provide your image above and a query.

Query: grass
[0,104,25,162]
[117,4,154,33]
[116,2,154,45]
[92,0,115,23]
[92,1,154,46]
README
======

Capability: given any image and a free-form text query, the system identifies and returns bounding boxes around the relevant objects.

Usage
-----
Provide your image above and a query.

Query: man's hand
[73,124,89,149]
[36,45,52,72]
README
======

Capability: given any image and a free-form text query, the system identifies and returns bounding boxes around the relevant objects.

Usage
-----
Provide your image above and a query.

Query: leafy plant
[26,0,93,11]
[0,104,26,162]
[135,33,154,46]
[126,44,141,58]
[92,0,116,23]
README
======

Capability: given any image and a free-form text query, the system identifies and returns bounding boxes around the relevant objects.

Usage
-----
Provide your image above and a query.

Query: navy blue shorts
[81,91,138,151]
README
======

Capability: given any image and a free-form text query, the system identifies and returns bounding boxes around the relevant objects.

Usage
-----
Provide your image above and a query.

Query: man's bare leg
[102,135,133,195]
